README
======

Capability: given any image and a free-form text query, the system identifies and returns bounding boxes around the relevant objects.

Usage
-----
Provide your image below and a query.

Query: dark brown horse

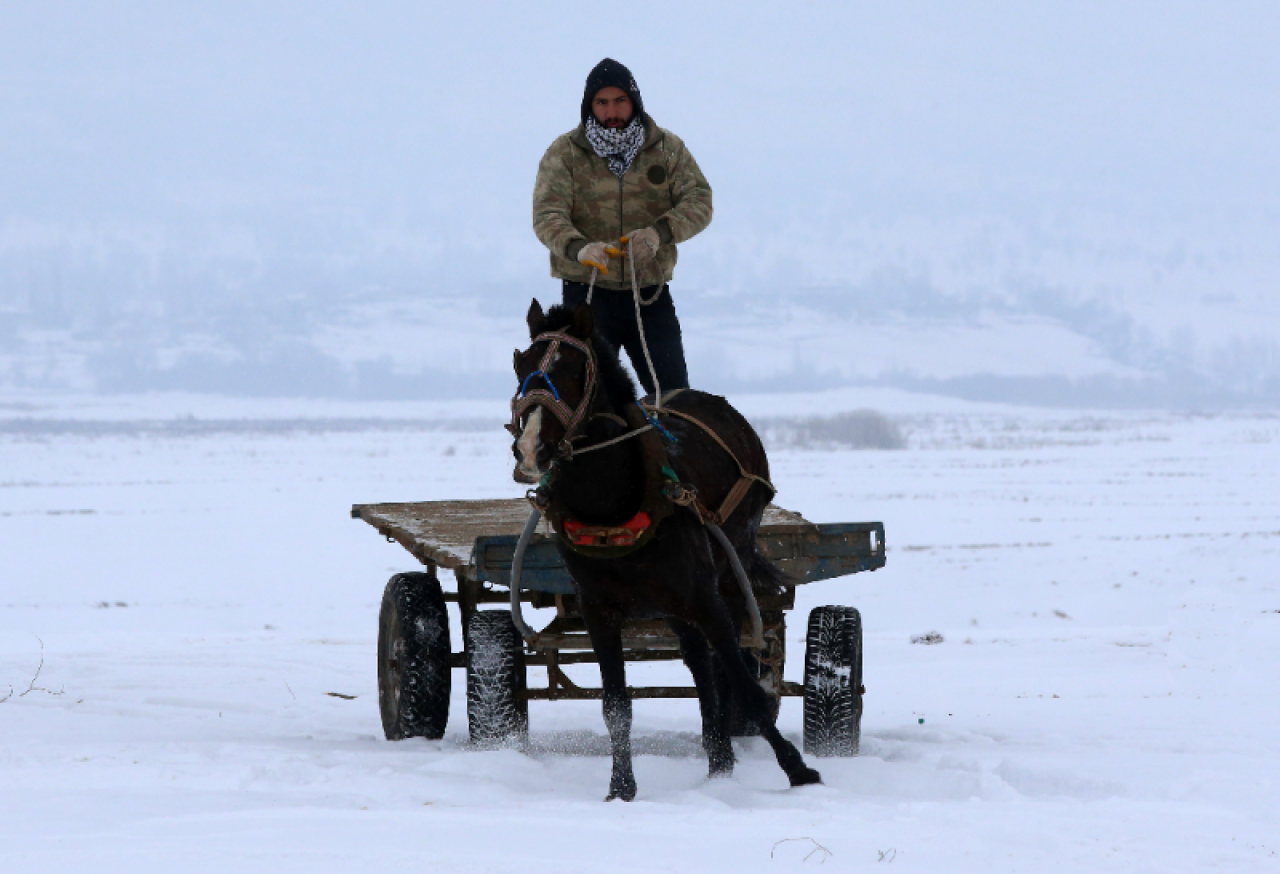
[510,299,821,800]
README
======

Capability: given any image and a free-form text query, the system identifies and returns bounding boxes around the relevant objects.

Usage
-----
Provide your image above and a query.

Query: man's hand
[577,241,618,274]
[623,227,660,266]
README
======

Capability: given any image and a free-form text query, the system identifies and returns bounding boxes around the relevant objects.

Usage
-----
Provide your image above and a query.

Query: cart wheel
[466,610,529,748]
[803,606,863,756]
[378,572,451,741]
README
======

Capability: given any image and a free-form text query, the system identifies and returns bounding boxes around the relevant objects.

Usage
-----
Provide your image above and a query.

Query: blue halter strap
[521,370,561,401]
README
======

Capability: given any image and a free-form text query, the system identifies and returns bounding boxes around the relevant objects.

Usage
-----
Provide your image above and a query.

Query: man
[532,58,712,396]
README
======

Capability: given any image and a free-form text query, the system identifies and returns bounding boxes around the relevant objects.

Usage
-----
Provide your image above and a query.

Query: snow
[3,5,1275,866]
[3,391,1278,871]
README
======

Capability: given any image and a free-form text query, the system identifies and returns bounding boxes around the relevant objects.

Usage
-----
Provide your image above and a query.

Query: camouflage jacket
[532,115,713,290]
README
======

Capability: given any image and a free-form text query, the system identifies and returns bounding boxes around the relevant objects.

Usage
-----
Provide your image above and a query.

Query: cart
[352,499,885,756]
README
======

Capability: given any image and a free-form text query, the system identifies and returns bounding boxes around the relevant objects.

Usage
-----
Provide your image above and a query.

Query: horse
[509,298,821,801]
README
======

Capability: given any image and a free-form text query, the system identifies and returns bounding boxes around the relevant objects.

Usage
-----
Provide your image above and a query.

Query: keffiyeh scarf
[584,116,646,179]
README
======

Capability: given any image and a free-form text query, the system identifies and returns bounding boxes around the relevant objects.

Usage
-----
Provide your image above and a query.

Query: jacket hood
[581,58,645,125]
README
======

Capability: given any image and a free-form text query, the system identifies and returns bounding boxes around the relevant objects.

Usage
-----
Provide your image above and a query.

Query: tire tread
[803,605,862,757]
[466,611,529,747]
[378,572,451,741]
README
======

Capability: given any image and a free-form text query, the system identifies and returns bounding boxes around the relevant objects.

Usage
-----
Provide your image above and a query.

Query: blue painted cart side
[471,521,886,594]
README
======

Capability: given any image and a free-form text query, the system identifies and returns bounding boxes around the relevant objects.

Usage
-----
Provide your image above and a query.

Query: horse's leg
[670,618,734,777]
[581,600,636,801]
[701,597,822,788]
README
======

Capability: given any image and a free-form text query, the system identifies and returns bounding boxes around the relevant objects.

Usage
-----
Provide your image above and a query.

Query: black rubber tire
[378,572,451,741]
[465,610,529,747]
[803,606,863,757]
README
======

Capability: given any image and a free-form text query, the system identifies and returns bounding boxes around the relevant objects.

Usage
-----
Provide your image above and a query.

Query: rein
[584,242,667,411]
[567,421,653,457]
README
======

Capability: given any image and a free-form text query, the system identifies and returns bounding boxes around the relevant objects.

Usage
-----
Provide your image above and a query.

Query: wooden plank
[352,499,885,590]
[471,523,885,592]
[766,522,887,584]
[525,683,807,701]
[353,500,813,551]
[351,500,821,571]
[523,631,781,651]
[351,499,555,571]
[474,536,573,593]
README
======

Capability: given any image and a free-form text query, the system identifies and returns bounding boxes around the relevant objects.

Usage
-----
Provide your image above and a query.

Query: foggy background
[2,1,1277,406]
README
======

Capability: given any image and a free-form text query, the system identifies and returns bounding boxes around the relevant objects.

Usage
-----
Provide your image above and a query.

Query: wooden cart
[353,499,885,755]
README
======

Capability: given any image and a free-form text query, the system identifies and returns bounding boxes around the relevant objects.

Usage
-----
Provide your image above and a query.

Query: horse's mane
[541,304,638,408]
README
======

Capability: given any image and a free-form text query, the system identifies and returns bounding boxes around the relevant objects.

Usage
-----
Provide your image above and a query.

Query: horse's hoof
[707,751,735,778]
[707,756,735,778]
[789,766,822,787]
[606,775,637,801]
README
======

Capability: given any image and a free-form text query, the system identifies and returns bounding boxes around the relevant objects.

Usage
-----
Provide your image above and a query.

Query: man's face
[592,86,634,128]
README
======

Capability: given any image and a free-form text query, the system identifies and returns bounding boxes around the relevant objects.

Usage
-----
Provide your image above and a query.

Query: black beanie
[580,58,644,125]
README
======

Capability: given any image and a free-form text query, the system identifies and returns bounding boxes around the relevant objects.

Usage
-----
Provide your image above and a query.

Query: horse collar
[531,402,679,560]
[562,511,653,549]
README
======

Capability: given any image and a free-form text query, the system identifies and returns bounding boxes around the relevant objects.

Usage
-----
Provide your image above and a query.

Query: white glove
[577,241,616,275]
[624,227,660,266]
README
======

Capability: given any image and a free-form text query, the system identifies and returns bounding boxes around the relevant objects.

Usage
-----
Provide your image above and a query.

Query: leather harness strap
[510,331,599,447]
[516,334,771,544]
[641,402,776,526]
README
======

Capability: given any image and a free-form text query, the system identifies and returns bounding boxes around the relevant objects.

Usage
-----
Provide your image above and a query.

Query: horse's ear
[526,299,546,338]
[512,348,521,369]
[570,303,594,338]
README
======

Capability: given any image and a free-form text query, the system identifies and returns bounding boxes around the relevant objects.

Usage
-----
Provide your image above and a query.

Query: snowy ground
[2,390,1278,872]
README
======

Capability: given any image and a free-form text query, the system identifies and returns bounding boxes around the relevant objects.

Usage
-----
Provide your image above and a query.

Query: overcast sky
[2,1,1277,403]
[4,2,1275,270]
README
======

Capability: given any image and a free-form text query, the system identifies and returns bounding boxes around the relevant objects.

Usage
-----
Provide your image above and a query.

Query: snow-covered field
[2,391,1278,872]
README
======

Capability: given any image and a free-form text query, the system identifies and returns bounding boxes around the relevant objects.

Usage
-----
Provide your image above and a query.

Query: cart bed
[352,499,884,594]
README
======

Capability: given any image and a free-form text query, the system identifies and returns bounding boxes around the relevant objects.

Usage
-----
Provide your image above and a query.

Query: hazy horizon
[3,2,1277,406]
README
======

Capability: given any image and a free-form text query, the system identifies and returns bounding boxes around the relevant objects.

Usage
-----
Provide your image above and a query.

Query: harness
[506,333,773,649]
[647,391,776,527]
[533,401,677,559]
[510,335,773,557]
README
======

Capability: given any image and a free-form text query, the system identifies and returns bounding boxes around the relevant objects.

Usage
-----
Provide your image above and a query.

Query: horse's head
[509,299,597,484]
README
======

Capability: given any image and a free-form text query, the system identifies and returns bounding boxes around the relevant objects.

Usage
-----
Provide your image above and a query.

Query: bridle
[508,330,599,455]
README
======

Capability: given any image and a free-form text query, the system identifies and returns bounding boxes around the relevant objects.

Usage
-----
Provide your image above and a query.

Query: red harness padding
[562,511,653,548]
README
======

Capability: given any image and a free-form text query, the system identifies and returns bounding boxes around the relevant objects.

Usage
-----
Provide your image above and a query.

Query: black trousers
[561,279,689,396]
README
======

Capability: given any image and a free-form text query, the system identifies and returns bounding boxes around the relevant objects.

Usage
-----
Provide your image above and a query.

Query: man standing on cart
[532,58,713,396]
